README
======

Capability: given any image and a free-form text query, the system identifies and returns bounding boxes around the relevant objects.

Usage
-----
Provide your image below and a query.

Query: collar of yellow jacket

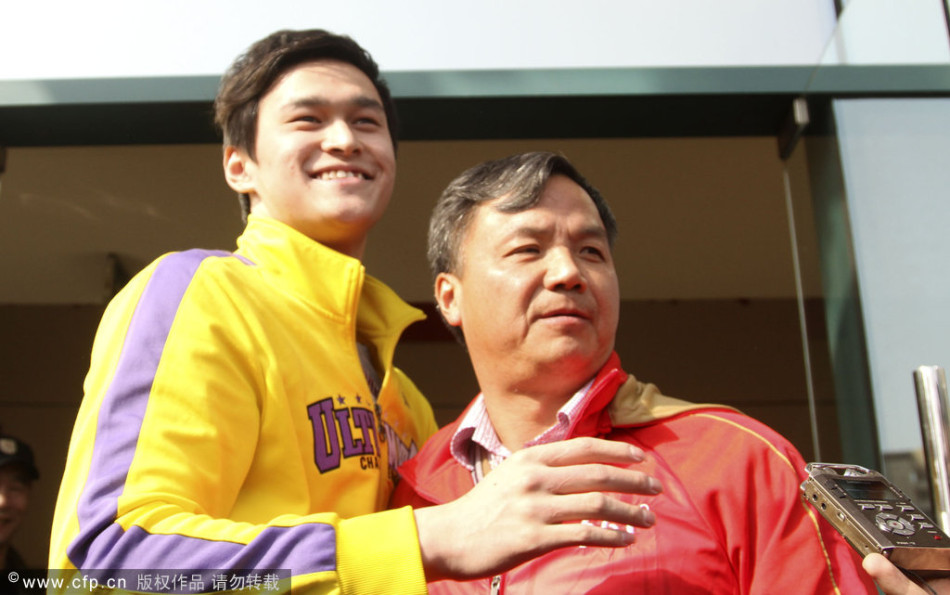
[236,215,425,341]
[607,374,737,426]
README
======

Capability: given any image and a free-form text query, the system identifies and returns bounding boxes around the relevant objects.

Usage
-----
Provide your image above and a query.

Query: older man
[393,151,879,593]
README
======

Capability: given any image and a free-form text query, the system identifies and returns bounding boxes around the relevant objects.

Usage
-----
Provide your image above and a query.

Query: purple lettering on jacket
[308,398,342,472]
[68,250,338,578]
[335,409,363,458]
[351,408,378,455]
[309,400,380,469]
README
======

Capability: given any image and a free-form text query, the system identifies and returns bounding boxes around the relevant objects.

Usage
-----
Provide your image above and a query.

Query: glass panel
[787,0,950,514]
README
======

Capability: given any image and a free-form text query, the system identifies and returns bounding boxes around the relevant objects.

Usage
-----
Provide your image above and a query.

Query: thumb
[863,553,922,595]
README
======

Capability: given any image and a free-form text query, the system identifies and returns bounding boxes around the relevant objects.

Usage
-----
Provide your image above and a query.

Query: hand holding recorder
[801,463,950,594]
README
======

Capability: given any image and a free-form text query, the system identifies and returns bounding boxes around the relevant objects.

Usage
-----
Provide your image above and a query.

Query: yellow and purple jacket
[50,216,437,594]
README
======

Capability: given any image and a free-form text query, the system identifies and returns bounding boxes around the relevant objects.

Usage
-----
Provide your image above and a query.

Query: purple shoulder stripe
[68,250,336,578]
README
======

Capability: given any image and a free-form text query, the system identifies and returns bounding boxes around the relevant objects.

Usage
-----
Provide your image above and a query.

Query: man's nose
[322,119,359,155]
[545,249,586,291]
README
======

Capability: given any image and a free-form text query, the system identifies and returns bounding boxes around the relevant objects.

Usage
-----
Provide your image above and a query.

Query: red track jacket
[392,353,877,594]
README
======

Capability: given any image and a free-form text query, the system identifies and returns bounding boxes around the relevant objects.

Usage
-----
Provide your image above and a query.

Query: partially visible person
[393,151,877,593]
[1,432,39,594]
[865,553,950,595]
[49,31,660,594]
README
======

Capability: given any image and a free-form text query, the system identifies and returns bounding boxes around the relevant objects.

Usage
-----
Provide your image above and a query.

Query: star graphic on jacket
[337,395,346,405]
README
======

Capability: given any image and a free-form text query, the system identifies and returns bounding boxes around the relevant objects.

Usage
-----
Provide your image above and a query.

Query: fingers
[416,491,653,582]
[416,437,663,582]
[545,491,657,528]
[539,462,662,497]
[863,554,907,594]
[513,436,646,467]
[499,438,662,498]
[543,516,641,548]
[484,438,661,534]
[863,553,940,595]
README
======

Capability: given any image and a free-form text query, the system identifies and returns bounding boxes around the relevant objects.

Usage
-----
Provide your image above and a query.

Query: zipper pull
[490,575,502,594]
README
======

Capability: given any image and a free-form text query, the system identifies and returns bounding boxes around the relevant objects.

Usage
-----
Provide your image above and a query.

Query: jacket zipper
[490,574,502,594]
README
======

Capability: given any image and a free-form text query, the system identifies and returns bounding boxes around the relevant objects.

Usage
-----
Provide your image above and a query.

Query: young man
[49,31,660,593]
[392,151,880,593]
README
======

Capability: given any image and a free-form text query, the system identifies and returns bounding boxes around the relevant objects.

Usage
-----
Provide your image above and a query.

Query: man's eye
[508,245,540,256]
[582,246,606,259]
[293,115,320,124]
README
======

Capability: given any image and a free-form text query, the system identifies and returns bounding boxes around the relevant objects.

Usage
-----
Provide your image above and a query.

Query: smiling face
[224,60,396,258]
[436,175,620,396]
[0,466,30,548]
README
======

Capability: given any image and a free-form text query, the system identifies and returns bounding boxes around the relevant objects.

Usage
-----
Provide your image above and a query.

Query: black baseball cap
[0,433,39,480]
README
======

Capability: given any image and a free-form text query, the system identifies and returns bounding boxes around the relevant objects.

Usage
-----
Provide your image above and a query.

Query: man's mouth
[540,308,589,320]
[312,169,371,181]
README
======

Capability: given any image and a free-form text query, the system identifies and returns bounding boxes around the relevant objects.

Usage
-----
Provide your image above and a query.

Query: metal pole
[944,0,950,54]
[913,365,950,533]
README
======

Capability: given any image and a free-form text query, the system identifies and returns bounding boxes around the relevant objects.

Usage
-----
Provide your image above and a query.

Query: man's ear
[434,272,463,329]
[223,146,256,195]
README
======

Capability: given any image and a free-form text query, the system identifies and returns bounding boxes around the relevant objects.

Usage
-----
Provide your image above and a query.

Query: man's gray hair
[427,151,618,280]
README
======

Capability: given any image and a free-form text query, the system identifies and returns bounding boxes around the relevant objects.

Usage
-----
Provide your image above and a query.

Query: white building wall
[2,0,840,80]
